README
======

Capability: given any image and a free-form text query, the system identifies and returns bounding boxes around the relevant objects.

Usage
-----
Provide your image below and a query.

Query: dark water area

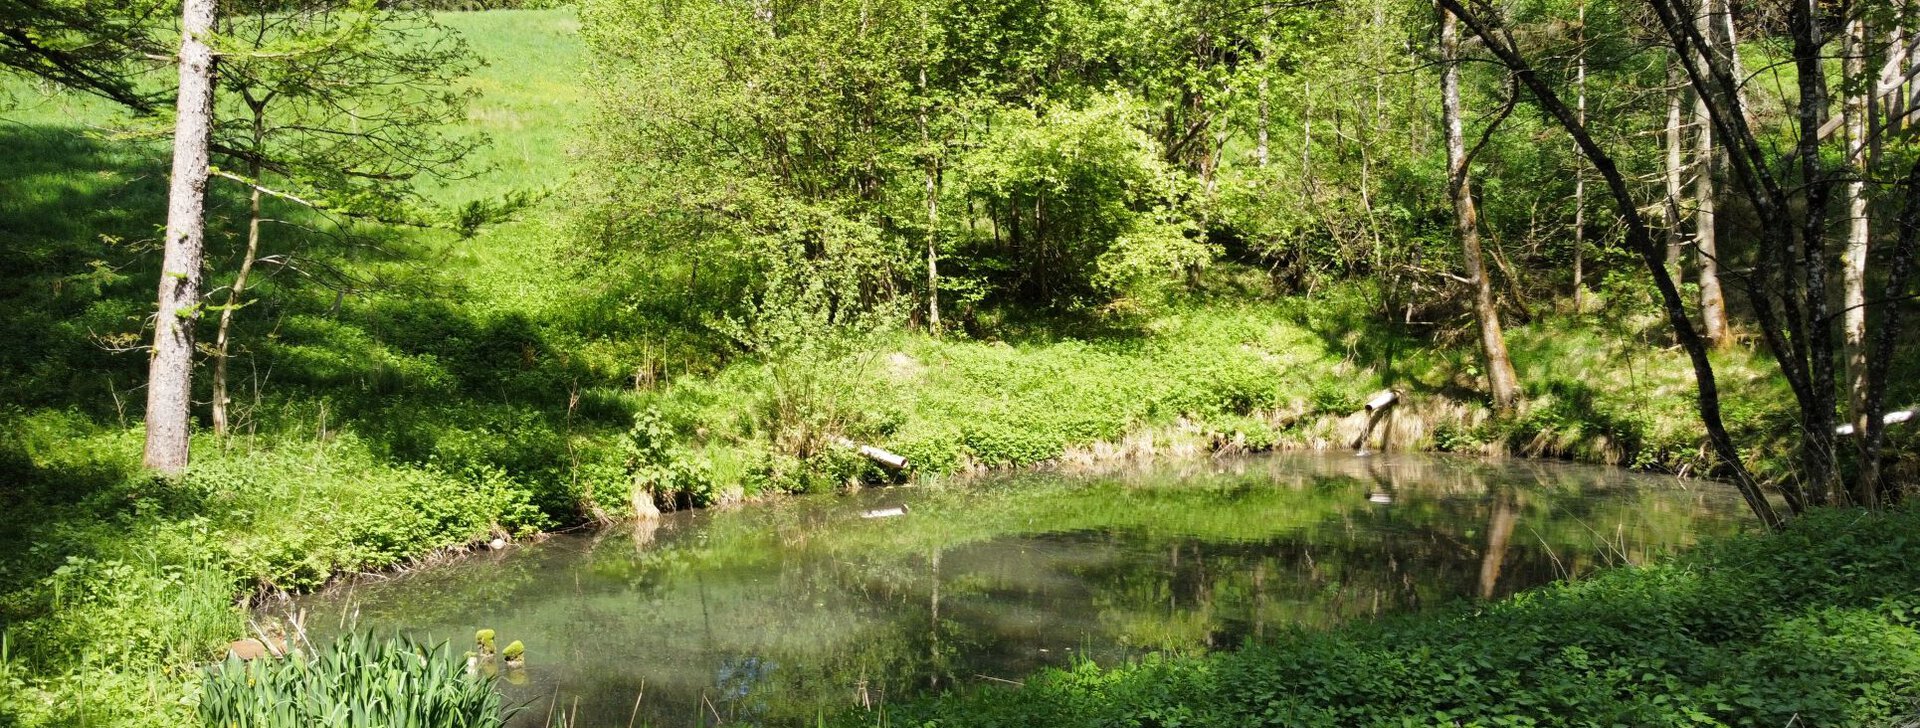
[287,452,1753,727]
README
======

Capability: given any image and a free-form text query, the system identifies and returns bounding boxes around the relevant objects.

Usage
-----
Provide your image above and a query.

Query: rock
[489,538,507,550]
[227,637,279,661]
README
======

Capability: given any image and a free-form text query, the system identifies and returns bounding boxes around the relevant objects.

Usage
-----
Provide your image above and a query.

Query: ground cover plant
[843,506,1920,727]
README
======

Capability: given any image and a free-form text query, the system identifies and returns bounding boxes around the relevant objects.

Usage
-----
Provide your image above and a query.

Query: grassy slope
[0,8,1906,727]
[0,12,593,726]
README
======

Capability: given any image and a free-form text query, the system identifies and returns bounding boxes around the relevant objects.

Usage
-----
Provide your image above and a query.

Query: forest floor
[1,9,1915,727]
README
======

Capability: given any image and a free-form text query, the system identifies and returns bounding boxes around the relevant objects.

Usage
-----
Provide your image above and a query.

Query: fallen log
[831,436,910,470]
[1834,407,1917,436]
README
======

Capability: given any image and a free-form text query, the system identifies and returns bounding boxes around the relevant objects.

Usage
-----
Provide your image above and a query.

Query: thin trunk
[1665,57,1687,275]
[1259,5,1274,168]
[1695,4,1729,349]
[1719,0,1750,122]
[1257,73,1270,167]
[1859,159,1920,506]
[1572,0,1588,308]
[212,113,265,438]
[1890,21,1908,135]
[918,51,940,335]
[1791,0,1840,506]
[1302,77,1313,195]
[1442,5,1522,413]
[144,0,217,474]
[1844,7,1871,452]
[926,163,940,334]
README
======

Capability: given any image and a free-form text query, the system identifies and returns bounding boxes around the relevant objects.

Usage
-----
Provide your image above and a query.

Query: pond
[289,452,1753,727]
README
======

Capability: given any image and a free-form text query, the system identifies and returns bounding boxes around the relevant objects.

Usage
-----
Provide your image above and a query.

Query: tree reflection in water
[292,452,1750,727]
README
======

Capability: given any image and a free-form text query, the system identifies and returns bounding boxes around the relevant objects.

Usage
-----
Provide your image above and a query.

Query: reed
[198,632,514,728]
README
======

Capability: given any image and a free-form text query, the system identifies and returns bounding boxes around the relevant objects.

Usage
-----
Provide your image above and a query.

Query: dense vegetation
[0,0,1917,722]
[850,506,1920,727]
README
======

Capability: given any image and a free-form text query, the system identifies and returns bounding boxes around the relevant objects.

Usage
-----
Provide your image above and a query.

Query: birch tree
[1841,0,1881,445]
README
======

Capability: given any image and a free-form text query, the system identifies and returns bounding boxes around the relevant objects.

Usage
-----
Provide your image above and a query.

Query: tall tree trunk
[1442,6,1522,413]
[1694,4,1730,349]
[1302,77,1314,196]
[1665,57,1687,275]
[144,0,217,474]
[1889,20,1909,136]
[1843,7,1871,452]
[1572,0,1588,309]
[1791,0,1841,506]
[1858,158,1920,507]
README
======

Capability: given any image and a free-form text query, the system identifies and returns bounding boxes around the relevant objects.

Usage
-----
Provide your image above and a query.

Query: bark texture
[1844,8,1871,440]
[144,0,217,474]
[1694,2,1729,349]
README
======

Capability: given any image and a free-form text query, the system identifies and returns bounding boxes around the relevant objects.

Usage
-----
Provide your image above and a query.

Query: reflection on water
[289,452,1751,727]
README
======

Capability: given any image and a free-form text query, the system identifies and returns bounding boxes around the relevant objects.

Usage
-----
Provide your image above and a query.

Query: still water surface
[293,453,1751,726]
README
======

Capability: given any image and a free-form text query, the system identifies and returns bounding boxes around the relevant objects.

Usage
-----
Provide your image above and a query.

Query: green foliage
[624,409,718,507]
[197,633,511,728]
[957,93,1209,310]
[5,1,1914,725]
[211,0,486,224]
[848,506,1920,728]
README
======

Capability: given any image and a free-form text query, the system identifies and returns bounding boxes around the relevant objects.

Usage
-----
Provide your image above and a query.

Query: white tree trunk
[144,0,217,474]
[1695,1,1729,348]
[926,163,940,334]
[1844,9,1871,428]
[1572,0,1587,308]
[1665,57,1686,275]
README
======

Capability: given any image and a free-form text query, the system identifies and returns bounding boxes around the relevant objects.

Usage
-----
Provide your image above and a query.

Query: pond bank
[844,505,1920,728]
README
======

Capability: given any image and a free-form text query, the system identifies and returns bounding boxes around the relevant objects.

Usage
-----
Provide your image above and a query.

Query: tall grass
[198,633,513,728]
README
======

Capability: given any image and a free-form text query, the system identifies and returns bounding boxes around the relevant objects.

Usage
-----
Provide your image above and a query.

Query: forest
[1,0,1919,723]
